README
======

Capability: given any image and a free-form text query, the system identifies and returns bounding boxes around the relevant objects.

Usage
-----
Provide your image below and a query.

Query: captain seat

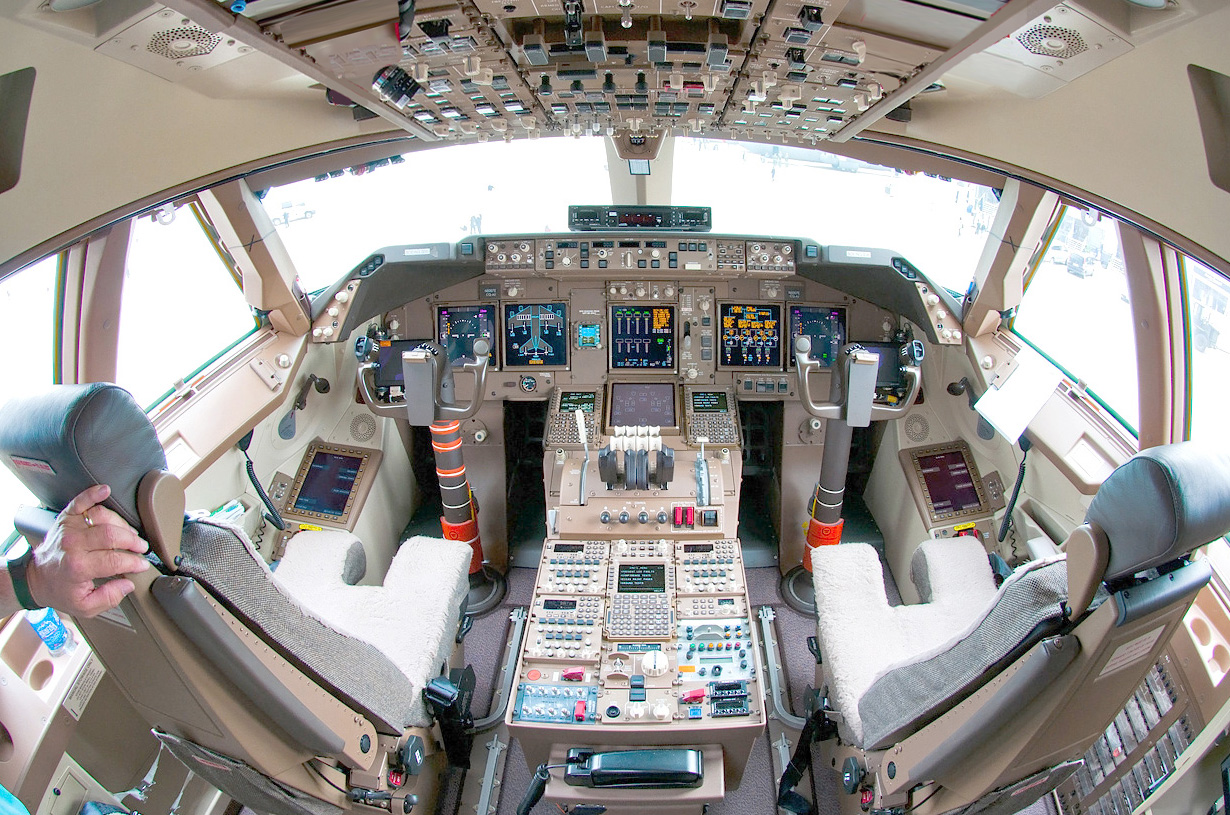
[0,383,472,815]
[810,442,1230,812]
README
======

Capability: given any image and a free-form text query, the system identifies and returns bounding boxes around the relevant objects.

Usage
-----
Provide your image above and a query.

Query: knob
[506,285,519,297]
[388,319,399,331]
[600,511,612,524]
[561,256,572,266]
[926,293,940,306]
[312,327,323,338]
[642,650,669,677]
[652,702,671,720]
[687,368,698,380]
[700,299,710,312]
[952,330,963,341]
[619,285,629,296]
[321,326,334,338]
[937,310,948,320]
[519,242,530,252]
[773,254,783,264]
[635,285,646,297]
[334,290,350,303]
[628,703,646,720]
[619,511,630,524]
[651,249,661,259]
[327,306,340,317]
[657,511,668,524]
[609,286,618,295]
[488,243,499,253]
[664,286,675,297]
[638,511,650,524]
[712,665,722,677]
[941,329,953,340]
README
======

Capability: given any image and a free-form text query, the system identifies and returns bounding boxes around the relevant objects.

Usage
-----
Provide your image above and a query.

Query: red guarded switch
[574,700,587,722]
[562,666,585,681]
[681,688,706,704]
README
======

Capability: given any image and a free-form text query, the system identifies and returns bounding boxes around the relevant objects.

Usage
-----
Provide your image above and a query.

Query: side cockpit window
[0,254,58,543]
[116,203,258,409]
[1182,254,1230,447]
[1012,205,1138,435]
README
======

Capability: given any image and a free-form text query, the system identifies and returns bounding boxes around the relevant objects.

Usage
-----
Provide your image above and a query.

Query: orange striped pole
[431,420,484,575]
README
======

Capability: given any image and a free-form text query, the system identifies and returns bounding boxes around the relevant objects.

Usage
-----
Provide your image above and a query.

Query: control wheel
[779,565,816,614]
[467,565,507,615]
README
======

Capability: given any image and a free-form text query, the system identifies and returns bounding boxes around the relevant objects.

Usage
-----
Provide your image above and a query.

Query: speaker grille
[147,26,222,60]
[904,413,930,444]
[350,413,377,443]
[1017,25,1088,60]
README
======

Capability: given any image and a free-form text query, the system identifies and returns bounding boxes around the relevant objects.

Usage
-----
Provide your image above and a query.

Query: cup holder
[0,723,12,762]
[1190,615,1213,647]
[1187,603,1230,686]
[26,660,54,692]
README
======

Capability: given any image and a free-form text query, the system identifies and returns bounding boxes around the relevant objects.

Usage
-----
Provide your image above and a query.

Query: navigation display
[559,391,596,413]
[617,563,666,593]
[691,391,729,412]
[609,382,676,428]
[503,302,568,368]
[789,306,847,368]
[292,452,363,517]
[610,305,674,369]
[720,304,781,368]
[437,305,495,364]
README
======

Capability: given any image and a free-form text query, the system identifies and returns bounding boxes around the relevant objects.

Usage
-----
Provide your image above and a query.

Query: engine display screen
[503,302,568,367]
[292,452,363,517]
[789,306,847,368]
[559,391,596,413]
[610,305,674,369]
[720,304,781,368]
[437,305,496,364]
[617,563,666,593]
[691,391,729,413]
[608,382,676,428]
[916,450,985,518]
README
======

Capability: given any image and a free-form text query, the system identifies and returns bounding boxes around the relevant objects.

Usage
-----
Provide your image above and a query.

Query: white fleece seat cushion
[811,539,998,747]
[276,532,471,727]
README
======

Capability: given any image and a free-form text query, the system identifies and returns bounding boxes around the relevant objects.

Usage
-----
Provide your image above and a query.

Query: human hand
[28,485,151,617]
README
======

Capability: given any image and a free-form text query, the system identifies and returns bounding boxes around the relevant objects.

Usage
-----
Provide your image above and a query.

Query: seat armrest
[276,530,367,587]
[910,538,996,606]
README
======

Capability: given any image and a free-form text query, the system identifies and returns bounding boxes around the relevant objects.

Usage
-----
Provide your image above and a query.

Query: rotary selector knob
[638,511,650,524]
[619,285,629,296]
[334,291,350,303]
[312,328,323,338]
[609,286,619,295]
[321,326,335,338]
[652,702,671,721]
[327,306,339,317]
[488,243,499,253]
[664,286,675,297]
[388,319,399,331]
[657,510,668,524]
[507,285,519,297]
[600,511,612,524]
[642,650,669,677]
[926,293,940,306]
[687,368,698,380]
[561,256,572,266]
[628,703,646,720]
[619,511,630,524]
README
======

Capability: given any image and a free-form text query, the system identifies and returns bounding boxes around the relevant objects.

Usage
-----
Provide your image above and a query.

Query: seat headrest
[0,384,166,535]
[1087,442,1230,581]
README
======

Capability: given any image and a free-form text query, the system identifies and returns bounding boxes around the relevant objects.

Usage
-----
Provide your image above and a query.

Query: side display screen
[503,302,568,367]
[617,563,666,593]
[559,391,597,413]
[374,339,422,388]
[720,303,781,368]
[789,306,847,368]
[857,342,906,386]
[437,305,496,364]
[916,450,984,517]
[691,391,729,413]
[609,382,676,428]
[610,305,674,369]
[292,452,363,517]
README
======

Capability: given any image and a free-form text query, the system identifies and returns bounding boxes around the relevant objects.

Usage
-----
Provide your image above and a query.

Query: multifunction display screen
[437,305,495,364]
[858,342,906,387]
[610,305,674,369]
[617,563,666,593]
[558,391,597,413]
[789,306,847,368]
[374,339,420,388]
[917,450,984,517]
[292,452,363,517]
[690,391,729,413]
[609,382,676,428]
[720,304,781,367]
[503,302,567,367]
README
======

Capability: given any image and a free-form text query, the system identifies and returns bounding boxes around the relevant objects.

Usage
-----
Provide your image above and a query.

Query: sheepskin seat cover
[810,539,999,747]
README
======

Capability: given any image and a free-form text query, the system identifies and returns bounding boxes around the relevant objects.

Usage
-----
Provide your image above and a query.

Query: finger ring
[83,511,94,528]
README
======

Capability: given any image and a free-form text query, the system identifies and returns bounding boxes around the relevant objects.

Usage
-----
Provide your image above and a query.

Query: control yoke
[356,339,490,423]
[794,337,921,425]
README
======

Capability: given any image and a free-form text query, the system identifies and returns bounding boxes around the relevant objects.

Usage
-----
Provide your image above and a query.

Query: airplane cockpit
[3,1,1230,815]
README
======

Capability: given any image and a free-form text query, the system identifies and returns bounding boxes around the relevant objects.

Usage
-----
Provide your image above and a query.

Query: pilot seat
[807,442,1230,814]
[0,383,475,815]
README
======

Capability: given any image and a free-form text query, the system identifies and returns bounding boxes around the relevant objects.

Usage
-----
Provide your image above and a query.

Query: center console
[507,380,765,811]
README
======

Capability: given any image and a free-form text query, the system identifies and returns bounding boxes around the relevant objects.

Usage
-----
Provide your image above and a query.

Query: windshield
[262,135,998,296]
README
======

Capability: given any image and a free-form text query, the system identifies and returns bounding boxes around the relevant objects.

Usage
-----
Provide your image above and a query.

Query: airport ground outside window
[116,204,257,410]
[0,254,58,548]
[260,138,611,293]
[1012,206,1139,434]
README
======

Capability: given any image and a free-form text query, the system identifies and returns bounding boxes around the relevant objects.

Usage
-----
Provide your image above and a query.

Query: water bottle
[26,608,77,657]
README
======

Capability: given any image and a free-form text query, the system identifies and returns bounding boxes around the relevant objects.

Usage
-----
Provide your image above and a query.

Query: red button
[527,669,542,681]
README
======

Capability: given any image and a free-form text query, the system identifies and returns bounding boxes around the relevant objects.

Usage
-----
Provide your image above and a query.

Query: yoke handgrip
[794,337,922,422]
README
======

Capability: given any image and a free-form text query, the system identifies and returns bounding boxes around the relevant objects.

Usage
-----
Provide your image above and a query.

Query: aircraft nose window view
[4,1,1230,815]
